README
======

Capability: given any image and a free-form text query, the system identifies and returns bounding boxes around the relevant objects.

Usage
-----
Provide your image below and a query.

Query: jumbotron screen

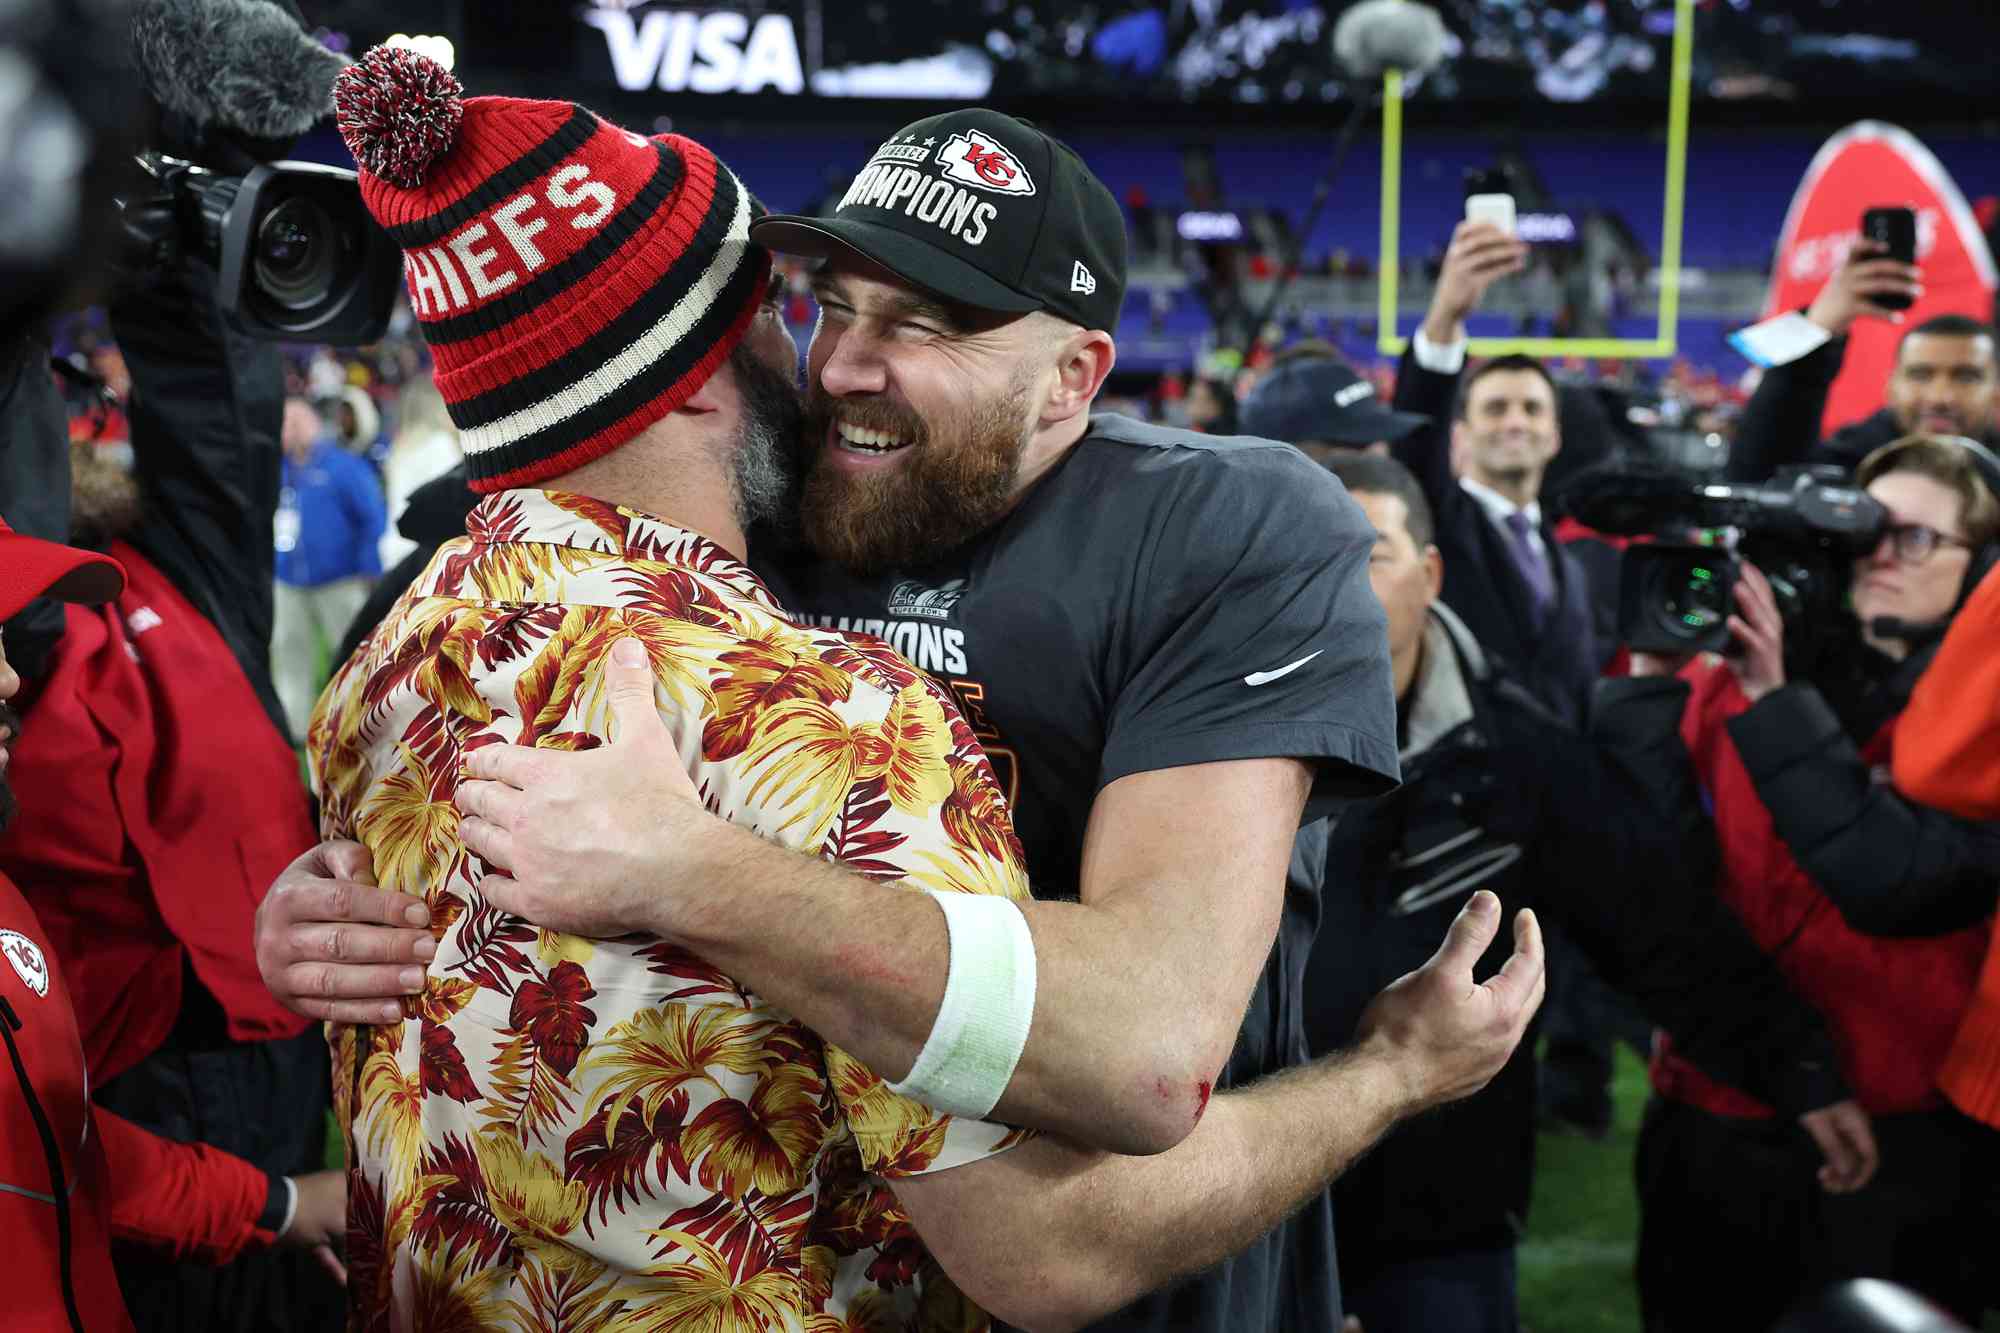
[452,1,1983,110]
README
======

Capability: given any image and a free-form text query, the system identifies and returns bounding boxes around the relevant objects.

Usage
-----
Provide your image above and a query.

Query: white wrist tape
[277,1176,299,1239]
[885,890,1038,1120]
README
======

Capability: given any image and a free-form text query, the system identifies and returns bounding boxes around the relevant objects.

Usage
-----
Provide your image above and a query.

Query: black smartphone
[1861,206,1918,310]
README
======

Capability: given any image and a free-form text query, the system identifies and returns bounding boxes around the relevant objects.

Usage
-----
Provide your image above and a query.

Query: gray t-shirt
[761,412,1399,1331]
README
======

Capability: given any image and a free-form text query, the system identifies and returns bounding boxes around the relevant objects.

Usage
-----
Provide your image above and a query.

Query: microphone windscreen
[1564,462,1701,536]
[1333,0,1448,81]
[132,0,348,141]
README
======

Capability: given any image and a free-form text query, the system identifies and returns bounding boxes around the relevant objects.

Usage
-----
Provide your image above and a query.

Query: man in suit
[1389,221,1603,724]
[1391,221,1636,1137]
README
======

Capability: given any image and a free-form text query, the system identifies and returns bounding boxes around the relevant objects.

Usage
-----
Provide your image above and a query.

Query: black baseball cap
[751,109,1127,333]
[1241,357,1430,448]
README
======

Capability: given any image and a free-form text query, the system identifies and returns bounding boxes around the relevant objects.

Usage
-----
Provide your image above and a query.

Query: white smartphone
[1466,192,1517,236]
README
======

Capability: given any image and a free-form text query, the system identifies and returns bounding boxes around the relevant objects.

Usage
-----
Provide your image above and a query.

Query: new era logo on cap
[940,129,1036,196]
[1071,261,1097,295]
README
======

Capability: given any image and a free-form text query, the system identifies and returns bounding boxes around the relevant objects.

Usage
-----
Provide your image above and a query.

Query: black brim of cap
[1326,405,1431,445]
[753,213,1042,316]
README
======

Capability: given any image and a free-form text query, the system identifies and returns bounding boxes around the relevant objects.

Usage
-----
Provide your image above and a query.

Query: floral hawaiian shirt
[307,489,1033,1332]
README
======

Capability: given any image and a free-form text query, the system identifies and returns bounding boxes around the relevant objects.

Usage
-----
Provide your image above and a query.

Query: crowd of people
[4,19,1999,1333]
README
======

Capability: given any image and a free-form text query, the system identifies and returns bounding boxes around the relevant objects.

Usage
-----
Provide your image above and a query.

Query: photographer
[1306,454,1868,1333]
[1605,435,2000,1329]
[1730,242,1999,481]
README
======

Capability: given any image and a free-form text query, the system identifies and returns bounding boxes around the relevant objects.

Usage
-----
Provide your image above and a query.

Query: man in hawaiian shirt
[311,50,1040,1328]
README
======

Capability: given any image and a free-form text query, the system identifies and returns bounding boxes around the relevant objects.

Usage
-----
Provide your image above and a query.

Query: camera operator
[1305,454,1869,1333]
[1730,242,1999,480]
[1605,435,2000,1329]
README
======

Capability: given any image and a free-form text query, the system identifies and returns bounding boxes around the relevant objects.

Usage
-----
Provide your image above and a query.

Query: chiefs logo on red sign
[940,129,1037,197]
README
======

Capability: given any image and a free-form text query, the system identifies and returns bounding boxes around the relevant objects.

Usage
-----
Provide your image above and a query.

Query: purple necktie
[1504,510,1555,621]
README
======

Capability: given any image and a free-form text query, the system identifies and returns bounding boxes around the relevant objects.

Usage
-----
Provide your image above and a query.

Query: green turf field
[1518,1043,1649,1332]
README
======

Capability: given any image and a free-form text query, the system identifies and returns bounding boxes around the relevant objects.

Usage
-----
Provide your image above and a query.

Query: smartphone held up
[1860,205,1918,311]
[1464,167,1516,236]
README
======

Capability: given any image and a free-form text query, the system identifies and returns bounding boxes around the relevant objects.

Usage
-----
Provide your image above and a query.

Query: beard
[797,364,1035,575]
[725,341,806,533]
[1897,403,1974,436]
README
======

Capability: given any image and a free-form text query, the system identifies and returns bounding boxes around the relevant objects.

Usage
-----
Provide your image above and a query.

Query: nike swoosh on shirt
[1243,651,1324,687]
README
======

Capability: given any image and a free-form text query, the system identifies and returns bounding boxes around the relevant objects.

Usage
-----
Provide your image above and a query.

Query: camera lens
[253,195,341,311]
[1660,560,1730,639]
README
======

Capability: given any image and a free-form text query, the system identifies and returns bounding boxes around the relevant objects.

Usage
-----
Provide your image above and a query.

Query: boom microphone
[131,0,346,146]
[1239,0,1446,359]
[1333,0,1448,81]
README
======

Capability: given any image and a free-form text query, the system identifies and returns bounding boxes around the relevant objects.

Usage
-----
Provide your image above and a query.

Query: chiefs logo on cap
[940,129,1037,197]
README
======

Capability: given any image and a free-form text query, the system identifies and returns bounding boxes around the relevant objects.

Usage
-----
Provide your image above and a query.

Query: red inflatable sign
[1763,121,1997,436]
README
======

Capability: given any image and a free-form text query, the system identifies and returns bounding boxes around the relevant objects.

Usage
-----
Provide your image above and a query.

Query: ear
[1423,544,1444,602]
[1449,419,1470,476]
[1040,328,1117,429]
[678,362,732,417]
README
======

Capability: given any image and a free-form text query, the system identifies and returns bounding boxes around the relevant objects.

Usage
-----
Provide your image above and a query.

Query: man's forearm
[672,819,1217,1155]
[1041,1045,1406,1309]
[1725,336,1844,480]
[1420,302,1467,349]
[906,1043,1410,1330]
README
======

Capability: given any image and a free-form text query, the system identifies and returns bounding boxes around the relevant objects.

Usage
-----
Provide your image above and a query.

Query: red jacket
[1652,665,1988,1119]
[1,870,275,1332]
[1892,565,2000,1128]
[0,541,312,1081]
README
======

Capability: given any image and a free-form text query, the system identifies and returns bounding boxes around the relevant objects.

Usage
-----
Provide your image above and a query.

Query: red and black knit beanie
[333,46,771,493]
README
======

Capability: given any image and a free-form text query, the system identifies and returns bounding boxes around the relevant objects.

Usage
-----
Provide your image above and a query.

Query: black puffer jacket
[1306,605,1849,1278]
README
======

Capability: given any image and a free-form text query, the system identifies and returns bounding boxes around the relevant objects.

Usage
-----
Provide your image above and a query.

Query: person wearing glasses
[1604,433,2000,1331]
